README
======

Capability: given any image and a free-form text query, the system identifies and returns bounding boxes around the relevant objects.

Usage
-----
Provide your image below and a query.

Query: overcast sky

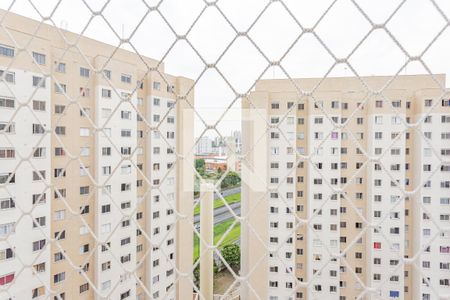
[2,0,450,138]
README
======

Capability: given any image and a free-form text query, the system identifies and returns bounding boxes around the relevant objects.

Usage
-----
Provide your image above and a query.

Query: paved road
[220,187,241,198]
[193,187,241,203]
[193,187,242,226]
[193,202,241,225]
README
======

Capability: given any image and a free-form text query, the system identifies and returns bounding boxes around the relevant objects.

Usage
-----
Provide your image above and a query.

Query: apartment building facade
[242,75,450,300]
[0,10,194,300]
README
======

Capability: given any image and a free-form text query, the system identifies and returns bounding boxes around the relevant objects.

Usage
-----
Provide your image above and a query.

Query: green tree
[220,171,241,189]
[195,159,206,176]
[195,158,205,170]
[193,262,219,286]
[217,166,223,174]
[221,244,240,272]
[193,264,200,283]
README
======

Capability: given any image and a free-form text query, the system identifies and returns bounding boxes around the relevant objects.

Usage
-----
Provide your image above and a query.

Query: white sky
[2,0,450,138]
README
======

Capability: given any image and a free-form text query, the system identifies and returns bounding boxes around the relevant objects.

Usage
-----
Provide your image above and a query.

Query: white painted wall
[94,85,137,300]
[146,95,177,300]
[0,68,51,299]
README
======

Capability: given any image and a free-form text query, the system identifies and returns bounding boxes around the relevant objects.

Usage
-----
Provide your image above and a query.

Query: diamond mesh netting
[0,0,450,300]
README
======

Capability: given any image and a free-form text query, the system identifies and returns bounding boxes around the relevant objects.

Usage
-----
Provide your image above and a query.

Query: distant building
[195,132,241,157]
[226,137,241,172]
[231,130,242,154]
[204,156,228,173]
[195,136,213,155]
[209,131,242,156]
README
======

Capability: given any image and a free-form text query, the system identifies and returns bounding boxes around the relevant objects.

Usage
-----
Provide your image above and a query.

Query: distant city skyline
[194,130,241,154]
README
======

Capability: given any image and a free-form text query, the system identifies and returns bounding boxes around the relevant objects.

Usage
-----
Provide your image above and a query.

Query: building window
[53,272,65,284]
[120,253,131,263]
[80,186,90,195]
[33,170,46,181]
[0,70,15,83]
[120,237,131,245]
[54,83,66,93]
[0,122,15,133]
[269,281,278,288]
[0,247,14,261]
[101,280,111,291]
[102,88,111,98]
[121,147,131,155]
[121,183,131,191]
[54,105,65,114]
[55,126,66,135]
[0,96,15,108]
[0,148,15,159]
[79,128,90,137]
[80,107,90,117]
[121,74,132,83]
[0,44,14,57]
[101,261,111,271]
[0,273,14,286]
[121,111,131,119]
[79,87,90,97]
[55,62,66,73]
[32,239,46,251]
[0,198,15,210]
[103,69,111,79]
[32,193,46,204]
[79,244,89,254]
[79,283,89,293]
[33,147,46,158]
[121,165,131,174]
[80,67,90,78]
[0,173,15,184]
[53,209,65,221]
[32,76,46,88]
[102,147,111,156]
[32,100,46,111]
[80,147,89,156]
[33,263,46,275]
[0,222,15,236]
[101,204,111,214]
[32,52,46,65]
[100,165,110,176]
[392,100,401,108]
[389,291,400,298]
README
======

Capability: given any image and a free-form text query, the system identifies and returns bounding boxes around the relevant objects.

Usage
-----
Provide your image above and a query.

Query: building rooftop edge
[0,9,194,82]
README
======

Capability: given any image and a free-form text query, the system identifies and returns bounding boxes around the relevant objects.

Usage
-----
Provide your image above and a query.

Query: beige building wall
[242,74,450,300]
[241,91,270,300]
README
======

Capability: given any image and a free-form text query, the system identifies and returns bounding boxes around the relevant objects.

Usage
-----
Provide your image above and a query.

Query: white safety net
[0,0,450,300]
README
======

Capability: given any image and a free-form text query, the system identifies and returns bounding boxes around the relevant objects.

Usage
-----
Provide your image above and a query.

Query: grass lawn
[194,193,241,215]
[193,218,241,262]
